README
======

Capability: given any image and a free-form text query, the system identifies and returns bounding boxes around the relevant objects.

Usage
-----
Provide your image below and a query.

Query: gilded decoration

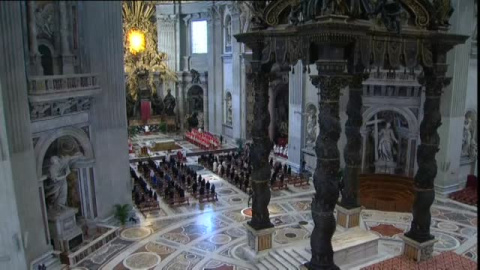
[264,0,301,26]
[259,0,453,33]
[122,1,176,100]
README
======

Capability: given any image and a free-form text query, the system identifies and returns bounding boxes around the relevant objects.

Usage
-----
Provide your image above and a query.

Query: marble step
[255,262,269,270]
[265,253,289,270]
[271,250,300,270]
[259,256,277,270]
[284,249,308,266]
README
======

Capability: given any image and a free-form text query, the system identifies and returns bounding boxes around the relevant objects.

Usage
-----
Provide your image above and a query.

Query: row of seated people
[130,168,160,215]
[139,157,217,204]
[198,152,252,193]
[139,158,190,206]
[185,129,220,150]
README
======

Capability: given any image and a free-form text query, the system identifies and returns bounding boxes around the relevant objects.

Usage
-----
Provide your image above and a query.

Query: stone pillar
[245,41,273,230]
[0,1,51,263]
[73,159,96,220]
[59,1,74,74]
[0,56,28,270]
[230,4,242,140]
[83,1,131,219]
[268,84,276,141]
[402,46,453,261]
[434,0,475,194]
[338,73,368,228]
[27,1,43,75]
[306,60,350,270]
[202,80,209,130]
[177,82,185,131]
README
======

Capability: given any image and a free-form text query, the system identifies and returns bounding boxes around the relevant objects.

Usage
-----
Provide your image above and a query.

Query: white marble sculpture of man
[306,108,317,145]
[462,117,473,156]
[378,122,398,162]
[46,152,83,210]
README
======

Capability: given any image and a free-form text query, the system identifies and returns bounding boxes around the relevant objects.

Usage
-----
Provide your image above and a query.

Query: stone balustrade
[28,73,99,95]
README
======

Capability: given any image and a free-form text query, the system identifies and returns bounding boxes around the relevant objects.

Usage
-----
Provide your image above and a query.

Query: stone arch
[34,127,93,178]
[362,106,418,135]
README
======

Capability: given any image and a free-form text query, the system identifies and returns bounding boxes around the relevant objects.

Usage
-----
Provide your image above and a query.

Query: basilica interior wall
[0,2,51,264]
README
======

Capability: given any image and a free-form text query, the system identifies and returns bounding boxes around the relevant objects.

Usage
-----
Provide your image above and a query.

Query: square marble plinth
[336,205,363,229]
[333,227,380,266]
[400,235,438,262]
[243,223,275,261]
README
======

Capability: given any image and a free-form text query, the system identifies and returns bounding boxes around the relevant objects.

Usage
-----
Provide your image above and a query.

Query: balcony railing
[28,73,99,95]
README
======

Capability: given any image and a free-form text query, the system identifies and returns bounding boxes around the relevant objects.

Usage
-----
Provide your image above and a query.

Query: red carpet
[449,175,478,206]
[361,251,477,270]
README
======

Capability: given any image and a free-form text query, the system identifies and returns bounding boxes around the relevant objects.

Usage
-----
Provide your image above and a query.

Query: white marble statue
[377,123,398,162]
[45,152,84,211]
[306,107,317,146]
[462,115,478,159]
[462,117,473,156]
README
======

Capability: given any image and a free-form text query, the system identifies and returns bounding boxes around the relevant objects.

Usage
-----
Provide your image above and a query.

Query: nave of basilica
[0,1,477,270]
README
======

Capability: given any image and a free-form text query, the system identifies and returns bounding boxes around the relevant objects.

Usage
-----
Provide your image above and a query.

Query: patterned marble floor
[77,166,477,270]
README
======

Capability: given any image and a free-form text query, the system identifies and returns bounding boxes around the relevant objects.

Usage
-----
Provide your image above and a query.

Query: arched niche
[38,44,53,76]
[186,85,204,115]
[225,91,233,125]
[35,127,94,178]
[462,110,478,160]
[361,108,417,176]
[224,14,232,53]
[304,103,318,147]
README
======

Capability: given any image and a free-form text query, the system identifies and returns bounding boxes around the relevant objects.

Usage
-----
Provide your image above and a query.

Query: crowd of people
[198,151,253,193]
[133,155,218,207]
[185,129,220,150]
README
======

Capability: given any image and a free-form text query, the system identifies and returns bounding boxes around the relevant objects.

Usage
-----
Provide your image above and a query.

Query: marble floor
[74,162,477,270]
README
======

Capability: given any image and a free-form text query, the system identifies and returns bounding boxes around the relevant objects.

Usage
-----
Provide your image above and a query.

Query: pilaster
[0,1,51,264]
[435,0,476,194]
[83,1,131,219]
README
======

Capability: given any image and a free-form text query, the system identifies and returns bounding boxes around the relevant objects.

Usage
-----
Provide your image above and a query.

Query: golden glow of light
[127,30,145,54]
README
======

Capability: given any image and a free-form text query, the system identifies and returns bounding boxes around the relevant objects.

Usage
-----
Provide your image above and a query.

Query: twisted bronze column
[340,73,368,209]
[307,60,350,270]
[405,64,451,242]
[246,42,274,230]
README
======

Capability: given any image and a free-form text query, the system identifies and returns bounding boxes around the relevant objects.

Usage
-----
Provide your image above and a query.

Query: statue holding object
[163,89,176,116]
[44,152,84,211]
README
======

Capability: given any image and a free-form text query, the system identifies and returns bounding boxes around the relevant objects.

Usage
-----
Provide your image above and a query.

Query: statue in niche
[187,112,199,130]
[226,93,233,125]
[378,122,398,162]
[197,112,204,129]
[363,0,405,34]
[462,115,477,159]
[306,105,318,146]
[151,92,164,115]
[163,89,176,116]
[225,18,232,47]
[44,152,84,211]
[190,69,201,84]
[126,92,136,118]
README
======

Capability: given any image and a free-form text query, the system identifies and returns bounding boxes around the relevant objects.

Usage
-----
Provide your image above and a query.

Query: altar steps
[255,228,380,270]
